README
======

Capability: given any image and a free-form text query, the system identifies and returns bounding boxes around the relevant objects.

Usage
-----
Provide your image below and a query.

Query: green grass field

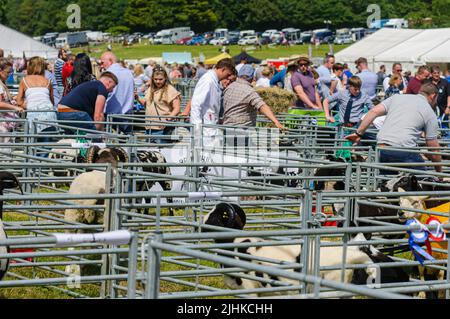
[73,42,350,62]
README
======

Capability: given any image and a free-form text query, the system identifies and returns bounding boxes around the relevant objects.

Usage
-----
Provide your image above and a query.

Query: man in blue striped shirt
[53,48,67,95]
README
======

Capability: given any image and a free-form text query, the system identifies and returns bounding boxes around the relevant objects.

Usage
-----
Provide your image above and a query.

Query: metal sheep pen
[0,113,449,299]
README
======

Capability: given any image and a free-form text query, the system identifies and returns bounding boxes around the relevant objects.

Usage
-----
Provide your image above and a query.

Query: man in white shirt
[190,58,236,125]
[190,58,236,147]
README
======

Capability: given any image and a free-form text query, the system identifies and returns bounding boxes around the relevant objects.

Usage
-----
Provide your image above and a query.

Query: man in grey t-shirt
[346,83,442,173]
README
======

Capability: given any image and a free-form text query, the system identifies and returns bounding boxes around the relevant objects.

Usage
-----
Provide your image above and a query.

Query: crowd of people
[0,45,449,170]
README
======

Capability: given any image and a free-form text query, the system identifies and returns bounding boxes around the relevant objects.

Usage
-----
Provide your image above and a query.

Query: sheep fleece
[65,171,107,225]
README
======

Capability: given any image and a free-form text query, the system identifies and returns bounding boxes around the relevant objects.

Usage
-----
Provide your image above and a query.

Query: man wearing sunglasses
[291,55,322,110]
[383,63,408,93]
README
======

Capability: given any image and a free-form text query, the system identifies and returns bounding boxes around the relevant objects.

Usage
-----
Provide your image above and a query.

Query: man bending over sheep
[57,72,118,132]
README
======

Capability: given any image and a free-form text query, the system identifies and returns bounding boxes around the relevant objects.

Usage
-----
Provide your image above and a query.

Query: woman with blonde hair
[133,64,148,92]
[255,66,273,88]
[385,74,402,99]
[16,56,57,136]
[136,65,181,143]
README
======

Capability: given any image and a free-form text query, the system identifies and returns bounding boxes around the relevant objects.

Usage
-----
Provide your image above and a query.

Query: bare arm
[16,80,26,108]
[94,95,106,131]
[48,81,55,106]
[181,99,191,117]
[259,104,286,131]
[425,139,442,173]
[293,85,317,109]
[169,96,181,119]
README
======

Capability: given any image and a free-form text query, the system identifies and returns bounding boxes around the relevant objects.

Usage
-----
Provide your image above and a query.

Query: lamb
[202,203,410,296]
[0,172,23,281]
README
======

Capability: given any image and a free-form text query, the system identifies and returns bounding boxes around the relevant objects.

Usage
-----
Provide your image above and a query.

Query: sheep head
[203,203,247,234]
[86,146,129,168]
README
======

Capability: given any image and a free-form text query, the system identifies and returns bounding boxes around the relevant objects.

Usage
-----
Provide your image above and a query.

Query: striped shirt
[328,90,373,124]
[54,58,65,88]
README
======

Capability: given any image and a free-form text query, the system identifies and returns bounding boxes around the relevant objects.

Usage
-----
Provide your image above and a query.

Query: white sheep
[48,139,80,162]
[64,170,109,226]
[203,203,410,296]
[64,170,111,276]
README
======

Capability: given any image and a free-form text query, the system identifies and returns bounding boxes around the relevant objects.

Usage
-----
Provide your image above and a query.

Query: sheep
[202,203,410,296]
[63,146,128,276]
[135,151,174,216]
[386,174,450,299]
[48,139,87,187]
[0,172,23,281]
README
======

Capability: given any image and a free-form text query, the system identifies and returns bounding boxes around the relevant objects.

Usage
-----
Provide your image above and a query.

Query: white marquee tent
[335,28,450,72]
[0,24,58,59]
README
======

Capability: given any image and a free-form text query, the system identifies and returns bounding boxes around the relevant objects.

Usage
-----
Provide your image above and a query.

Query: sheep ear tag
[426,217,446,242]
[406,219,434,265]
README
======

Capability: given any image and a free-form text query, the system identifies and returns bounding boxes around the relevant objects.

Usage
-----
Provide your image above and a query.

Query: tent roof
[420,39,450,63]
[335,28,421,64]
[335,28,450,69]
[375,28,450,63]
[233,51,262,64]
[204,52,231,65]
[162,52,192,65]
[0,24,58,59]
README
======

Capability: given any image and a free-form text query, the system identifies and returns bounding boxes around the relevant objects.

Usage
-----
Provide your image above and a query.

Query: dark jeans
[146,129,171,144]
[57,112,97,133]
[111,112,133,135]
[379,149,426,175]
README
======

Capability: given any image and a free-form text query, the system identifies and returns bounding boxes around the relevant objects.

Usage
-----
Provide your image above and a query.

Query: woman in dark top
[64,53,96,96]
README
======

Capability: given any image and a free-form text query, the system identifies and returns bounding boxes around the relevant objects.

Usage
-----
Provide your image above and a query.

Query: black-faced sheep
[64,146,129,228]
[0,172,23,281]
[135,151,173,216]
[202,203,410,296]
[63,146,129,276]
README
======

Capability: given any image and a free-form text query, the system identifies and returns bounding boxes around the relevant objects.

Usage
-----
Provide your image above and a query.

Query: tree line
[0,0,448,37]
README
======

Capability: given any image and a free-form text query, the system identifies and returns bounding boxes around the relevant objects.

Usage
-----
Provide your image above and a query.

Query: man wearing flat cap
[223,64,285,130]
[291,55,322,109]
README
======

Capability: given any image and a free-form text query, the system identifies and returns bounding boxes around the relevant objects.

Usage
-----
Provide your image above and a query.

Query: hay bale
[255,87,296,114]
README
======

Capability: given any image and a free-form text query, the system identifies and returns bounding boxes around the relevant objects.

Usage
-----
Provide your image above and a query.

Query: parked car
[210,37,229,45]
[227,36,240,45]
[238,35,259,45]
[334,35,353,45]
[176,36,193,45]
[187,36,207,45]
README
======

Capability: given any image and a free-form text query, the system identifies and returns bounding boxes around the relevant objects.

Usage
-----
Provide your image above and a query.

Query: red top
[61,62,74,87]
[406,77,422,95]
